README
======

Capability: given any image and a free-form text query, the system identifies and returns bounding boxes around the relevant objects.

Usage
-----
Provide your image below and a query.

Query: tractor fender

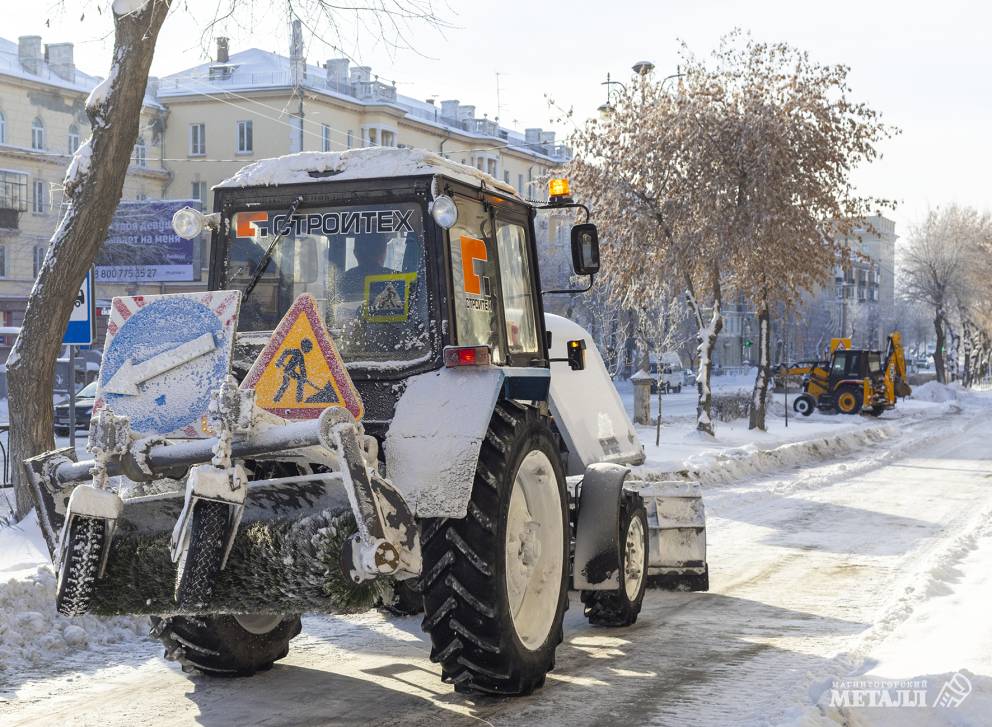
[572,462,628,591]
[384,366,504,519]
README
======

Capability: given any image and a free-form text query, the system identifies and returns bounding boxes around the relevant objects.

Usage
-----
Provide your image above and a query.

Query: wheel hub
[504,450,564,651]
[624,515,646,600]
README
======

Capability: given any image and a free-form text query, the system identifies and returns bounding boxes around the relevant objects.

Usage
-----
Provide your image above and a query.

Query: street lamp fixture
[632,60,655,76]
[598,72,627,116]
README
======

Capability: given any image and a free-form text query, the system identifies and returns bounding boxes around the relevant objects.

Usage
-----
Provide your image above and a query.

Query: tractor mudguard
[384,366,504,519]
[572,463,628,591]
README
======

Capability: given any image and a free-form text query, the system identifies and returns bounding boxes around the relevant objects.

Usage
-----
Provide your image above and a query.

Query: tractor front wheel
[581,490,649,627]
[793,393,816,417]
[151,614,302,676]
[835,386,863,415]
[420,401,568,696]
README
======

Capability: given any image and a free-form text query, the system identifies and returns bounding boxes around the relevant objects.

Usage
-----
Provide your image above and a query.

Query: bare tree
[900,205,991,384]
[9,0,446,519]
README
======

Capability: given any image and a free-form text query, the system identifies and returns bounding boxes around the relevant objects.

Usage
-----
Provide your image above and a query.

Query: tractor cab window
[867,352,882,375]
[448,197,504,364]
[225,201,430,366]
[831,351,863,377]
[495,220,539,354]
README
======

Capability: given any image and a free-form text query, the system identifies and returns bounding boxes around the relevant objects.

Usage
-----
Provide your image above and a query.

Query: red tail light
[443,345,492,368]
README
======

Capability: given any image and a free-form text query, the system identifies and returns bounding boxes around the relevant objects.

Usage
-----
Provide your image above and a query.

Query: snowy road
[3,402,992,725]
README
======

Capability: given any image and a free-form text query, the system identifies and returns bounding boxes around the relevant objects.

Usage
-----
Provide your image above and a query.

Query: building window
[322,124,332,152]
[33,245,46,277]
[32,180,46,214]
[31,118,45,150]
[347,130,353,149]
[192,181,207,208]
[0,246,5,278]
[132,136,147,167]
[0,170,28,211]
[380,129,395,147]
[68,124,80,154]
[189,123,206,156]
[518,174,524,194]
[0,111,5,144]
[236,120,253,154]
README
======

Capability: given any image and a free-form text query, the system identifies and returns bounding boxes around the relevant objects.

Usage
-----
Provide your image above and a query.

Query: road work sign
[94,291,241,438]
[242,294,363,421]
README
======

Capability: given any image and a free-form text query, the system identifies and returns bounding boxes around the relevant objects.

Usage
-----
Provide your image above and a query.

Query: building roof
[0,37,163,109]
[158,48,567,164]
[214,146,521,199]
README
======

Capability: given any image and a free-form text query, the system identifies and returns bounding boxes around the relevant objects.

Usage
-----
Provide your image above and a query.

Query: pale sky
[6,0,992,239]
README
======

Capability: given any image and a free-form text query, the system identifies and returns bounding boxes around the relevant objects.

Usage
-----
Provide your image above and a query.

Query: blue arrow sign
[94,292,240,438]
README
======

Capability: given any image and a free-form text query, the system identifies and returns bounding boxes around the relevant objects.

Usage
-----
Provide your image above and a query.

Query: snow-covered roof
[0,37,163,110]
[214,146,522,199]
[159,48,567,163]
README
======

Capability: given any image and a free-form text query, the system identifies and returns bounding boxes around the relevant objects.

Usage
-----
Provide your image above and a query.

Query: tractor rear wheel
[581,490,648,627]
[420,401,568,696]
[835,386,863,415]
[793,393,816,417]
[151,614,302,676]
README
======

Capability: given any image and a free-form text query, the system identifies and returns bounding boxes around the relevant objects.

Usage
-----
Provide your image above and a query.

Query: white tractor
[25,148,707,695]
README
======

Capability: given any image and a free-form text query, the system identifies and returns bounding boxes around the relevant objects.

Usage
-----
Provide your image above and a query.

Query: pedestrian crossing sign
[364,272,416,323]
[241,294,364,421]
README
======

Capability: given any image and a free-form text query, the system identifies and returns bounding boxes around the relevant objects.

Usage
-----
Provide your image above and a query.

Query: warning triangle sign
[241,294,364,421]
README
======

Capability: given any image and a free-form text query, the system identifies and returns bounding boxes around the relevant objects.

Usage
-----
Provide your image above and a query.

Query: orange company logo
[235,211,269,238]
[460,235,488,296]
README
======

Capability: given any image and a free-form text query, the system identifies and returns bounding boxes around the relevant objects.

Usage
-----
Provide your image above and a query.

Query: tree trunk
[749,297,771,431]
[686,270,722,436]
[933,311,946,384]
[7,1,171,519]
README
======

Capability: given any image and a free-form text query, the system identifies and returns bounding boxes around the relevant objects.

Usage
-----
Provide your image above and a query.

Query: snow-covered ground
[1,382,991,725]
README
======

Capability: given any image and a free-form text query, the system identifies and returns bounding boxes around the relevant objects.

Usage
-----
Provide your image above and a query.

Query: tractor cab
[196,148,598,431]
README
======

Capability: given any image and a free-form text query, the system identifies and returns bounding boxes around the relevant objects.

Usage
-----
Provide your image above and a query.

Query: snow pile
[0,514,144,678]
[910,380,959,403]
[215,146,520,198]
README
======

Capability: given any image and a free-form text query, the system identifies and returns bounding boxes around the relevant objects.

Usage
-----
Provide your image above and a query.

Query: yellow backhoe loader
[779,333,912,416]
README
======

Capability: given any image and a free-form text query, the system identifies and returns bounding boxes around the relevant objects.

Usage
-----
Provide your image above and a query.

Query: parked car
[648,352,686,393]
[54,380,97,436]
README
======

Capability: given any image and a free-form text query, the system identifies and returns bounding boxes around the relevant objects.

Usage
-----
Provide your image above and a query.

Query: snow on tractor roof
[215,147,522,199]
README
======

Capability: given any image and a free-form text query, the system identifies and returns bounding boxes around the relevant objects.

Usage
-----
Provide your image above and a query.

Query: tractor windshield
[223,201,430,365]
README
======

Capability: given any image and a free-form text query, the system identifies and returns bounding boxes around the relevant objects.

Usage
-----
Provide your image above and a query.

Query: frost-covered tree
[567,33,893,434]
[8,0,445,518]
[900,205,991,384]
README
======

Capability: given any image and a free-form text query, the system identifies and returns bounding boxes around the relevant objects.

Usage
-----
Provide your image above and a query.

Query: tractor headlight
[430,195,458,229]
[172,206,204,240]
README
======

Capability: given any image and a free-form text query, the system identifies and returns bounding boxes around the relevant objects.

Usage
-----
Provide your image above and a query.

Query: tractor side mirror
[570,223,600,276]
[566,339,586,371]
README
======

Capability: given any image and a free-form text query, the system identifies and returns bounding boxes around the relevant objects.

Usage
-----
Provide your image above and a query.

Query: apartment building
[0,35,169,344]
[157,31,569,216]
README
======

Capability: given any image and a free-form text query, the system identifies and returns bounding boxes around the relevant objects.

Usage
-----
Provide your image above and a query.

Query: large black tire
[419,401,569,696]
[834,386,863,415]
[55,516,106,616]
[581,490,648,627]
[150,614,302,676]
[793,393,816,417]
[175,500,228,609]
[382,578,425,616]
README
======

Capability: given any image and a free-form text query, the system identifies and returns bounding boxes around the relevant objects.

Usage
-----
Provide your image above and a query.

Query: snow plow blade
[636,481,709,591]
